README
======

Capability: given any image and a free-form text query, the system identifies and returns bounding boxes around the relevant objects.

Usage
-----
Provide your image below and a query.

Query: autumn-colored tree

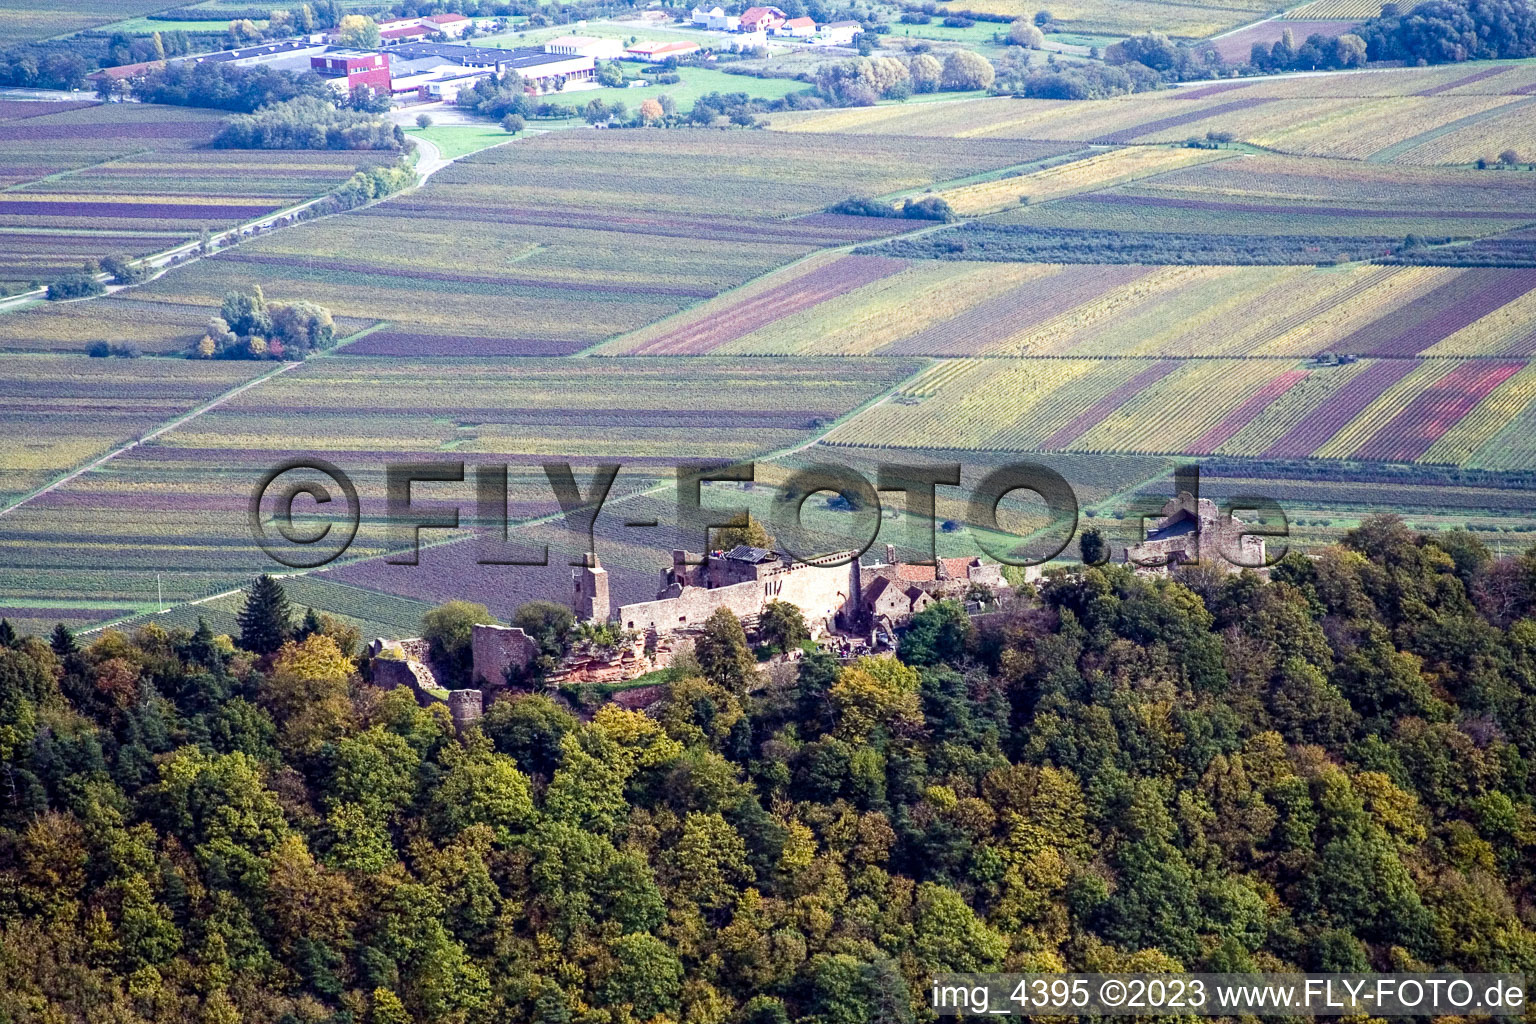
[1,518,1535,1021]
[260,633,355,754]
[1008,18,1045,46]
[941,50,995,90]
[335,13,379,46]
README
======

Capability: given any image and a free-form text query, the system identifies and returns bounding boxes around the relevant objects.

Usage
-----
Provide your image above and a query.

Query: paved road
[411,134,451,178]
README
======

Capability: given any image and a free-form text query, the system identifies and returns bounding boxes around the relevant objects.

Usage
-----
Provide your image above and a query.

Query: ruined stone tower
[573,551,610,623]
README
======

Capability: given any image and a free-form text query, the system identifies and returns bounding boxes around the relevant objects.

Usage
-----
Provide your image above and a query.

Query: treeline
[1000,57,1160,98]
[1359,0,1536,61]
[132,60,335,113]
[147,0,339,24]
[1248,28,1368,71]
[814,51,996,103]
[464,66,824,126]
[867,224,1405,265]
[1040,0,1536,102]
[828,195,958,222]
[213,96,405,150]
[3,516,1536,1021]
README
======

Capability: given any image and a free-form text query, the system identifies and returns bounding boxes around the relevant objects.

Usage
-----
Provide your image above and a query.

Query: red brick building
[310,51,391,96]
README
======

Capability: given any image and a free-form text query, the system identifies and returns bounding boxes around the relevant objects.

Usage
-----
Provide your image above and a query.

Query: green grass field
[405,124,518,160]
[561,67,813,113]
[91,15,267,34]
[476,20,707,49]
[882,19,1014,47]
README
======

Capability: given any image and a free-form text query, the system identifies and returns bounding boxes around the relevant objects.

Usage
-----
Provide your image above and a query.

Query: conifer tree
[238,575,293,655]
[49,623,77,657]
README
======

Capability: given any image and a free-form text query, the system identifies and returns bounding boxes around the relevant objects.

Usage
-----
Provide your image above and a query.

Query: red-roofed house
[892,562,938,583]
[624,40,701,61]
[380,23,433,44]
[86,59,166,87]
[775,16,816,36]
[422,12,472,36]
[739,5,787,31]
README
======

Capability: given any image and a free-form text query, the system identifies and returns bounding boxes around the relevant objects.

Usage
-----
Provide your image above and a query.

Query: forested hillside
[2,514,1535,1023]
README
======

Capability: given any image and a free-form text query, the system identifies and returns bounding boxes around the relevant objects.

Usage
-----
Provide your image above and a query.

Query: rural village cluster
[89,5,864,105]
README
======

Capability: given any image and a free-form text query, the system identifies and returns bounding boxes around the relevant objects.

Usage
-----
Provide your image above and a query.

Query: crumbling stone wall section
[448,689,484,732]
[1126,492,1266,574]
[370,655,442,706]
[471,623,538,686]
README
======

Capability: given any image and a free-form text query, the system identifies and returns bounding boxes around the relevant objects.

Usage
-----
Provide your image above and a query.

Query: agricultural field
[769,64,1536,162]
[0,101,392,289]
[0,0,174,43]
[0,355,270,505]
[0,356,919,627]
[0,295,379,357]
[1206,17,1362,62]
[1282,0,1387,15]
[930,0,1279,39]
[0,101,225,188]
[621,254,1536,359]
[820,355,1536,468]
[6,58,1536,633]
[0,128,1068,357]
[935,146,1226,215]
[991,152,1536,240]
[102,575,438,642]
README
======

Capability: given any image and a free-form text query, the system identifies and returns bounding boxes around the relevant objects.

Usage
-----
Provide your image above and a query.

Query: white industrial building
[543,35,627,59]
[690,5,740,30]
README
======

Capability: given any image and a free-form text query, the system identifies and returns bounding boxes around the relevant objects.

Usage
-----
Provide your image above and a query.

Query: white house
[774,15,816,36]
[817,20,862,45]
[543,35,626,59]
[377,13,472,39]
[691,5,740,30]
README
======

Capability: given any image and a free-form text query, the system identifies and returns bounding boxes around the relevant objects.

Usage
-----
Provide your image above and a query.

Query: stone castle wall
[371,655,439,701]
[616,557,856,635]
[471,623,538,685]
